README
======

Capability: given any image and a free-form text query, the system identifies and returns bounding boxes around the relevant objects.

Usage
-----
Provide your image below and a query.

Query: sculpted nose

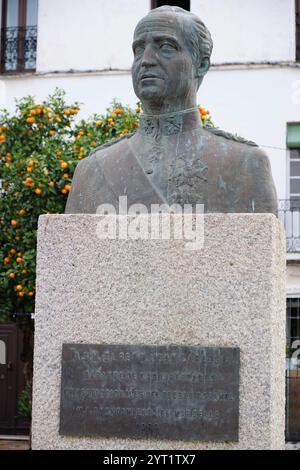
[141,44,157,67]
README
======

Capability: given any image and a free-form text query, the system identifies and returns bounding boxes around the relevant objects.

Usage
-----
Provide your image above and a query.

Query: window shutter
[287,123,300,149]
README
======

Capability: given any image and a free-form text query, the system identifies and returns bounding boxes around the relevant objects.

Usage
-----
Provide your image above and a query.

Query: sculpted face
[132,12,197,111]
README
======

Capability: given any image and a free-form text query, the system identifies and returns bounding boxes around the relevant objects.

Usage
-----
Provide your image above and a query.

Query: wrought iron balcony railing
[278,199,300,253]
[1,26,37,73]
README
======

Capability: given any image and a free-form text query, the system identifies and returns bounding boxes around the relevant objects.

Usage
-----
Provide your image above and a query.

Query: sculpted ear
[195,57,210,79]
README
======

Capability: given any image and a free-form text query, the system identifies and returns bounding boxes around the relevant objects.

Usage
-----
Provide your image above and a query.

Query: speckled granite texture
[32,214,286,450]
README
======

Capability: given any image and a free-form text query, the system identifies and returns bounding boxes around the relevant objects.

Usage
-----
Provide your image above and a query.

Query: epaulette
[89,132,136,156]
[204,125,258,147]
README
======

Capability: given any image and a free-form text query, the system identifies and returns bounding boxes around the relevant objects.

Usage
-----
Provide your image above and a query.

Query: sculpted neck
[138,107,203,138]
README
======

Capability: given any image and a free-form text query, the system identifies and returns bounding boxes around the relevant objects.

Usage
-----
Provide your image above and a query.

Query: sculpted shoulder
[88,134,134,162]
[70,133,134,178]
[201,125,271,165]
[202,125,258,149]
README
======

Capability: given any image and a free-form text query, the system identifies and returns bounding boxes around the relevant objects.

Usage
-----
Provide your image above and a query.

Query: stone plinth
[32,214,286,450]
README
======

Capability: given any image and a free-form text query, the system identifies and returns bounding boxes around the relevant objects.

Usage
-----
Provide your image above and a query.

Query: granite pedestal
[32,214,286,450]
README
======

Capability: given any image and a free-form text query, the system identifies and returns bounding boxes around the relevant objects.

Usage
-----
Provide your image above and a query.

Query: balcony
[278,199,300,253]
[0,26,37,73]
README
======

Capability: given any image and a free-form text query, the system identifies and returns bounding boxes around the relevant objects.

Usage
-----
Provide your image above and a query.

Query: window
[288,124,300,201]
[290,149,300,202]
[1,0,38,73]
[151,0,190,11]
[297,0,300,61]
[286,298,300,441]
[0,340,6,364]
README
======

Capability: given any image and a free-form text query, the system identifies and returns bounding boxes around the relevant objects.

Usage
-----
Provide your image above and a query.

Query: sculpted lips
[140,73,163,82]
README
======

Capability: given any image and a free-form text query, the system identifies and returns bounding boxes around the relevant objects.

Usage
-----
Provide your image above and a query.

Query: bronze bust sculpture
[65,6,277,215]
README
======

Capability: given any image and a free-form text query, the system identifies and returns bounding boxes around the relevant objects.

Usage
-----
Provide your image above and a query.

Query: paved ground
[0,439,30,450]
[286,441,300,450]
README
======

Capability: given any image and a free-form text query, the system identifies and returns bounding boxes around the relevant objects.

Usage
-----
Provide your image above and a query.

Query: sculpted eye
[134,46,145,58]
[160,42,177,52]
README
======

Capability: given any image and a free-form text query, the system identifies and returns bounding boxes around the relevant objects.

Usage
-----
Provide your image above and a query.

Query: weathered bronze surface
[65,6,277,215]
[59,343,240,441]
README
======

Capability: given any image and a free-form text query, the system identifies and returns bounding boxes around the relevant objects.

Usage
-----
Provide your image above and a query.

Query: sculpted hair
[148,6,213,67]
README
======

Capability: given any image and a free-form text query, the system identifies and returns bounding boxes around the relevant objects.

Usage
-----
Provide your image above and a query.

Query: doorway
[0,323,28,435]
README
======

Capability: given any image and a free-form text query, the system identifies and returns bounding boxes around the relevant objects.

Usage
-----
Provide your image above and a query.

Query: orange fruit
[49,130,56,136]
[49,181,55,187]
[19,209,26,216]
[4,257,10,265]
[28,160,34,167]
[27,167,33,173]
[11,220,18,227]
[18,292,24,297]
[63,173,69,179]
[22,269,27,275]
[10,248,17,254]
[28,291,34,296]
[30,109,36,115]
[0,134,6,142]
[16,284,23,291]
[115,108,123,115]
[64,184,71,192]
[35,188,42,195]
[61,189,67,194]
[60,161,68,169]
[16,257,23,263]
[9,272,15,279]
[26,117,36,124]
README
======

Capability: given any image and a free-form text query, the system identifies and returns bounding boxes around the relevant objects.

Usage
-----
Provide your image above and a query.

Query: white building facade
[0,0,299,439]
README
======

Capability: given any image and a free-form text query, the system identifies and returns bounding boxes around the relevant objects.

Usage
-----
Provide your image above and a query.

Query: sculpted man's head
[132,6,213,114]
[65,5,278,217]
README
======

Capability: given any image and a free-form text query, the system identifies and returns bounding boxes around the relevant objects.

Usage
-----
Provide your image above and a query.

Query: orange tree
[0,88,213,322]
[0,89,141,321]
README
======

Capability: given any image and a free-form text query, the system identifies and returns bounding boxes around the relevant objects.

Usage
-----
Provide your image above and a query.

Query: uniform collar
[138,107,202,139]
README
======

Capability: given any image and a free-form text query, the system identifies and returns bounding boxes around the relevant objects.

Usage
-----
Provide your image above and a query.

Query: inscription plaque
[59,344,240,441]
